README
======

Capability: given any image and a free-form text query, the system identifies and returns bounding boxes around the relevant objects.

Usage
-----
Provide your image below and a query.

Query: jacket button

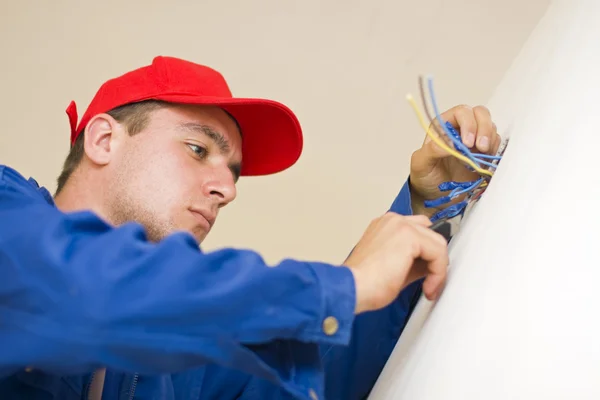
[322,316,339,335]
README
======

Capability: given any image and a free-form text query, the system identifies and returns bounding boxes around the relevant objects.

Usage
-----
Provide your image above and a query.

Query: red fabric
[65,56,303,176]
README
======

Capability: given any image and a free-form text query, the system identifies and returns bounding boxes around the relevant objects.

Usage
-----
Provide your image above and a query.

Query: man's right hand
[344,213,449,314]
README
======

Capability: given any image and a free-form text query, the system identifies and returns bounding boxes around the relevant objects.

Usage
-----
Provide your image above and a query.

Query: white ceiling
[0,0,550,264]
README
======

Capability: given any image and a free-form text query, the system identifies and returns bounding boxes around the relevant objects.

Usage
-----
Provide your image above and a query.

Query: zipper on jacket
[87,368,107,400]
[82,371,96,400]
[128,374,139,400]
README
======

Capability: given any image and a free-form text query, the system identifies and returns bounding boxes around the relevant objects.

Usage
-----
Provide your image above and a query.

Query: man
[0,56,500,399]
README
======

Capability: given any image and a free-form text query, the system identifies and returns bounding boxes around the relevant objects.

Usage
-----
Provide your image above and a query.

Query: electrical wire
[406,74,505,222]
[405,94,494,177]
[472,153,502,160]
[441,121,499,170]
[417,76,484,167]
[426,78,478,160]
[419,74,501,170]
[449,178,484,198]
[426,76,500,170]
[423,177,485,208]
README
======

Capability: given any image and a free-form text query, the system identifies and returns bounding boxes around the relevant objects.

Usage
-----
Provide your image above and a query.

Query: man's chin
[142,219,211,244]
[186,225,210,244]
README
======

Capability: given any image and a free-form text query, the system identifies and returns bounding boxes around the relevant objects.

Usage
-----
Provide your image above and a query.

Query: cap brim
[150,94,303,176]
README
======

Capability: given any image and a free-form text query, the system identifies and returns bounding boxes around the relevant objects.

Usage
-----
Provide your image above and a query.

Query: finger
[423,267,447,301]
[473,106,494,153]
[442,105,477,148]
[409,145,446,178]
[411,226,449,299]
[422,132,455,161]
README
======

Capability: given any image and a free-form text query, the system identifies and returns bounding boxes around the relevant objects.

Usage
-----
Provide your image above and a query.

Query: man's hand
[344,213,448,314]
[409,104,502,218]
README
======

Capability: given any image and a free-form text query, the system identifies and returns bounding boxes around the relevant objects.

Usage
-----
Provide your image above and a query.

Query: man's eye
[188,144,207,158]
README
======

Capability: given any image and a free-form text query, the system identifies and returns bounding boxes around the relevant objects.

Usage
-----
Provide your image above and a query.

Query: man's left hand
[409,104,502,218]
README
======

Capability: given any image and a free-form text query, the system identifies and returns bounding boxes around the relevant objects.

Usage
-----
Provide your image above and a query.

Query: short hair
[54,100,169,195]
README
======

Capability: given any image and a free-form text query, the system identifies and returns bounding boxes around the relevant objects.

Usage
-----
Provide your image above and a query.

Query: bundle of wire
[406,76,503,222]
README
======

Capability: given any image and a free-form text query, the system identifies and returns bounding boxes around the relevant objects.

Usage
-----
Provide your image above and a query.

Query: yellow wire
[406,94,493,178]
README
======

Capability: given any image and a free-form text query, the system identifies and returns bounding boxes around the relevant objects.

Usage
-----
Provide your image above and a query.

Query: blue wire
[472,153,502,160]
[442,122,498,169]
[427,78,501,170]
[472,158,498,170]
[423,75,505,223]
[427,77,482,166]
[430,201,468,222]
[427,75,500,171]
[424,178,483,208]
[448,178,483,198]
[438,180,478,191]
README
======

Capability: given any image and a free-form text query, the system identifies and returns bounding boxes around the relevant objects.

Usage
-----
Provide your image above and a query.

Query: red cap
[66,56,303,176]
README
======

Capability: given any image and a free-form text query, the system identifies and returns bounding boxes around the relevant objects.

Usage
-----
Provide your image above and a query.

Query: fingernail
[465,132,475,147]
[477,136,489,151]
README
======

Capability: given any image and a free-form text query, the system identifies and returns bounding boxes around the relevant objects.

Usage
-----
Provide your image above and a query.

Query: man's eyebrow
[179,122,230,154]
[179,122,241,182]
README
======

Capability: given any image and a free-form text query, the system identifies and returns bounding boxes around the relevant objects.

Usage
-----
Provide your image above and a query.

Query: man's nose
[203,165,237,207]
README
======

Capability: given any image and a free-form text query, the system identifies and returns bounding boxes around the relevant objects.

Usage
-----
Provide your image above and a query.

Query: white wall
[0,0,549,264]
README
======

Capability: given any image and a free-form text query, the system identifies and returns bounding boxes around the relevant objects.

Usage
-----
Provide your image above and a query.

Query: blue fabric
[0,164,422,399]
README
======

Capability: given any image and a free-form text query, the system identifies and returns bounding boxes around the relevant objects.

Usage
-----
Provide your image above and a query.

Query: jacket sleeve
[319,178,424,400]
[0,166,356,399]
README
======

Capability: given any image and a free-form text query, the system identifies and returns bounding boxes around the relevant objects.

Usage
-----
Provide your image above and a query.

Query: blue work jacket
[0,164,423,399]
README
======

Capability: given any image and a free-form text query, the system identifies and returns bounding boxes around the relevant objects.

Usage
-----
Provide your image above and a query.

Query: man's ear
[82,113,121,166]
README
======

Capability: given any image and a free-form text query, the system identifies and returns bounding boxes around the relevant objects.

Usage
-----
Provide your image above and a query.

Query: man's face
[106,104,242,243]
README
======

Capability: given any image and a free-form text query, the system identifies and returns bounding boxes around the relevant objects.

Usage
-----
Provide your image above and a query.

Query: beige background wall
[0,0,549,264]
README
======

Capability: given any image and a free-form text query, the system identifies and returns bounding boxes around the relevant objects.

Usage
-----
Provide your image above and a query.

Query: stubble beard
[107,192,174,243]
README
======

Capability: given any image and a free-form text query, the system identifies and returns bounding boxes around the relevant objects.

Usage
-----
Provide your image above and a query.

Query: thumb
[423,133,453,159]
[411,132,452,176]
